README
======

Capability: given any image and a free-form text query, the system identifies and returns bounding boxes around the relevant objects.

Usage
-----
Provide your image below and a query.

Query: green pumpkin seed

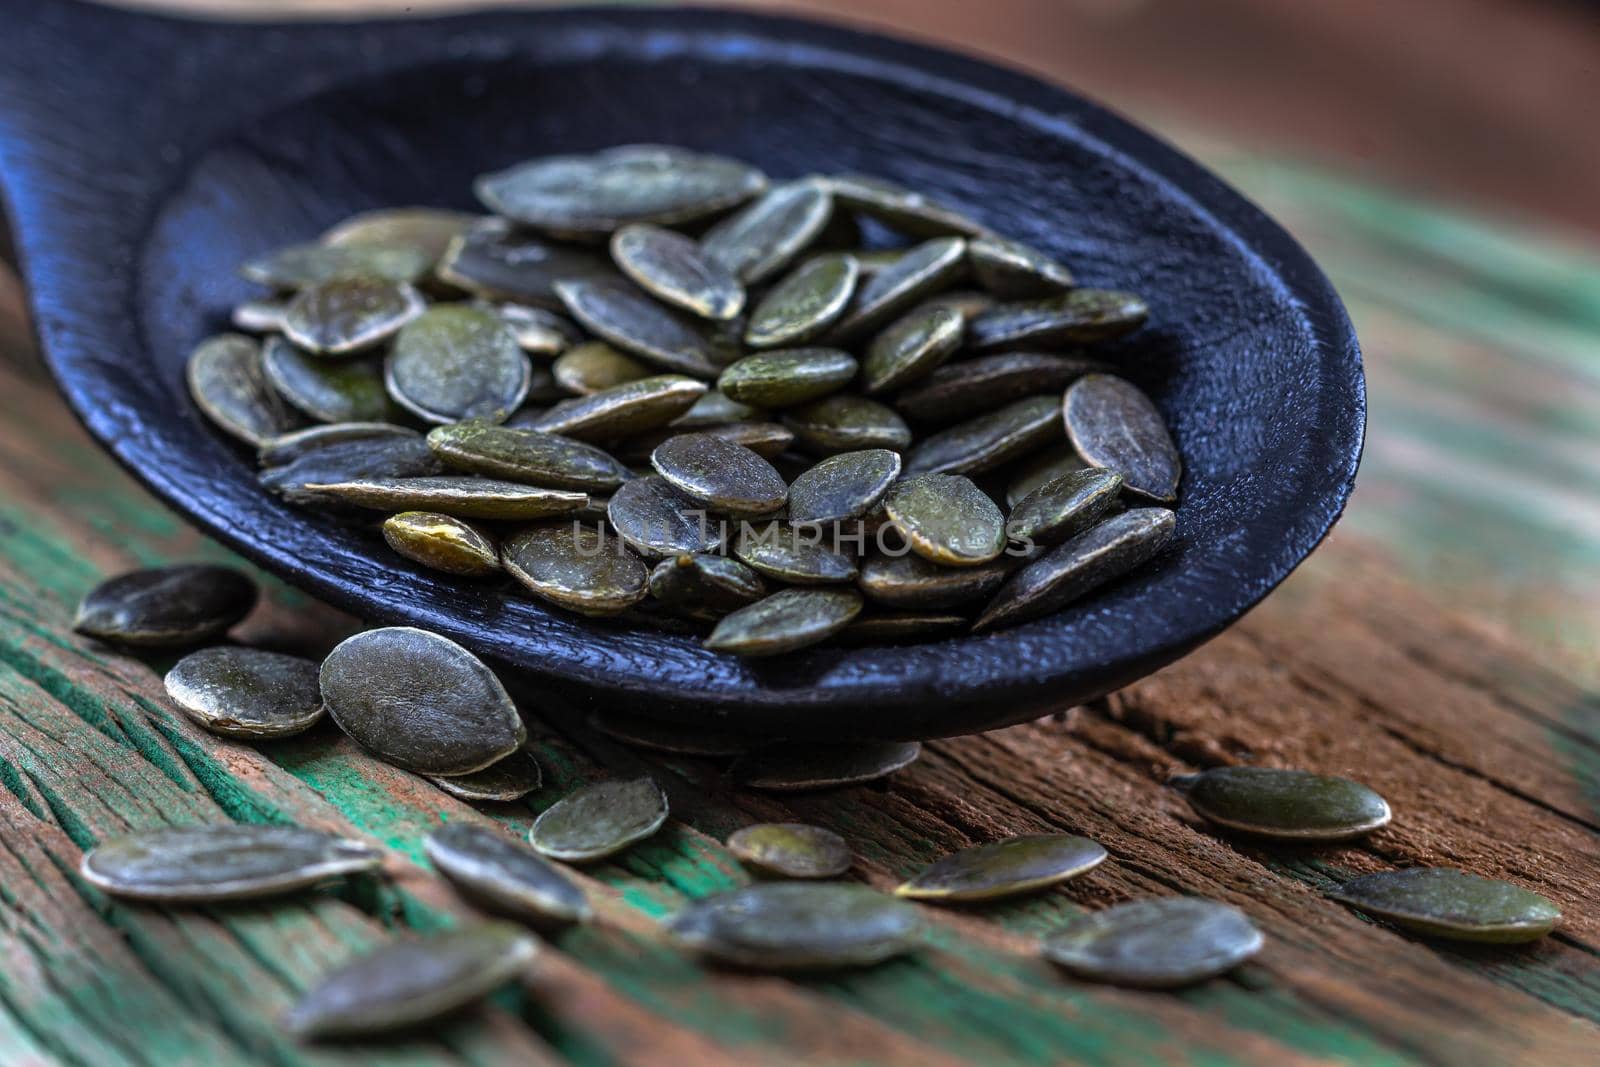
[262,337,393,424]
[164,647,324,739]
[784,394,911,454]
[1008,468,1124,546]
[382,512,501,577]
[706,588,863,656]
[612,223,744,320]
[74,565,257,648]
[829,236,968,341]
[897,834,1107,903]
[387,305,531,424]
[730,739,921,791]
[651,433,788,518]
[671,389,757,428]
[188,333,303,446]
[1006,445,1087,508]
[320,627,524,774]
[1171,767,1392,841]
[321,206,476,262]
[974,508,1175,632]
[734,523,859,584]
[553,341,649,395]
[502,523,650,616]
[427,746,543,803]
[669,882,920,971]
[480,301,582,355]
[607,476,723,558]
[894,352,1106,426]
[744,253,859,349]
[914,289,997,322]
[701,179,834,283]
[787,448,901,524]
[261,436,442,505]
[1064,374,1182,503]
[427,422,631,492]
[259,422,418,466]
[969,289,1148,350]
[727,823,853,879]
[883,473,1006,566]
[231,298,288,333]
[282,278,424,356]
[1329,868,1561,943]
[838,612,967,644]
[530,777,669,862]
[436,217,613,308]
[823,174,988,238]
[1042,898,1264,988]
[556,278,726,378]
[525,375,708,441]
[285,924,538,1040]
[81,825,380,903]
[301,476,586,520]
[424,823,590,925]
[861,304,963,394]
[966,235,1074,297]
[718,347,858,408]
[905,394,1062,476]
[477,145,766,238]
[241,240,433,289]
[851,248,909,276]
[857,551,1012,610]
[649,553,766,618]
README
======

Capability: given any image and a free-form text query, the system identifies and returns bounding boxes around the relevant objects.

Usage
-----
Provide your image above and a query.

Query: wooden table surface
[2,4,1598,1066]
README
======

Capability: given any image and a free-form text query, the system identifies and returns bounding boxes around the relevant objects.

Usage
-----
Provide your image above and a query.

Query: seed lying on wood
[81,825,380,902]
[74,565,258,649]
[530,777,670,862]
[669,883,920,970]
[425,823,591,925]
[896,833,1108,903]
[1042,897,1264,988]
[1328,869,1561,943]
[1171,766,1392,842]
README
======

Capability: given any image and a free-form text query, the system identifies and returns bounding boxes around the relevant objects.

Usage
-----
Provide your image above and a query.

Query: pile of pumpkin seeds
[193,145,1183,655]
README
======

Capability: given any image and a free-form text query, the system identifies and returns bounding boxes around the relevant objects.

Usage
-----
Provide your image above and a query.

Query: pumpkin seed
[857,551,1012,610]
[701,179,834,283]
[436,217,613,307]
[718,348,858,408]
[727,823,852,879]
[502,523,650,616]
[1329,868,1561,943]
[241,240,433,289]
[319,626,526,775]
[258,422,418,466]
[284,923,538,1040]
[80,825,379,902]
[612,223,744,321]
[860,304,963,395]
[974,507,1175,632]
[897,834,1107,903]
[321,206,476,263]
[649,553,766,618]
[477,145,766,238]
[651,433,788,518]
[530,777,669,862]
[1005,446,1087,508]
[475,301,583,355]
[382,512,501,577]
[1063,374,1182,503]
[1042,897,1264,988]
[188,333,302,446]
[671,389,758,428]
[829,236,968,341]
[231,298,288,333]
[784,394,911,454]
[787,449,901,524]
[914,289,997,322]
[894,352,1106,426]
[967,235,1074,297]
[525,375,707,441]
[1171,767,1392,841]
[607,476,723,558]
[386,305,530,424]
[851,248,908,276]
[553,341,649,395]
[282,278,424,356]
[427,421,631,492]
[556,278,724,378]
[424,823,590,925]
[669,882,919,971]
[883,473,1006,566]
[74,564,257,648]
[905,394,1062,476]
[427,746,543,803]
[838,612,967,644]
[301,476,586,521]
[969,289,1148,350]
[1008,468,1124,546]
[706,588,863,656]
[734,523,859,584]
[744,253,859,349]
[164,647,324,739]
[692,421,795,460]
[730,739,920,791]
[261,436,442,505]
[261,337,393,424]
[823,174,988,238]
[589,710,753,756]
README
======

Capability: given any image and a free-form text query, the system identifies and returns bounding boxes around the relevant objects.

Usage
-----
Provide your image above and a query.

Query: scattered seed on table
[164,647,324,739]
[1172,766,1393,842]
[1328,868,1561,943]
[730,739,921,791]
[74,564,258,648]
[425,746,543,803]
[424,823,591,925]
[670,882,920,971]
[81,825,379,903]
[530,777,669,862]
[727,823,853,879]
[897,833,1107,903]
[1042,897,1264,988]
